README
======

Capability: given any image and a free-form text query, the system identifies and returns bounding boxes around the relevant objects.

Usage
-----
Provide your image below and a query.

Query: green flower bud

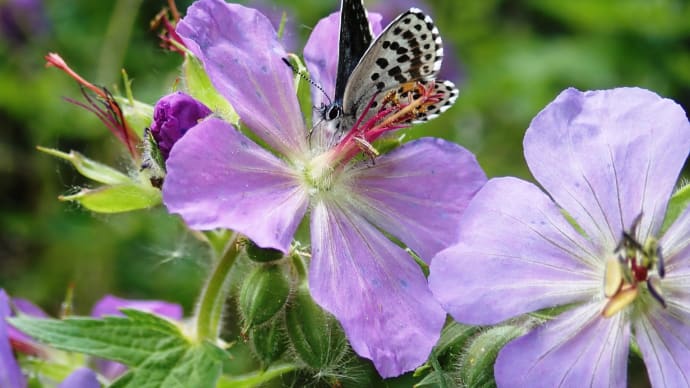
[285,285,346,371]
[459,325,524,387]
[249,318,288,368]
[239,265,291,329]
[245,240,285,263]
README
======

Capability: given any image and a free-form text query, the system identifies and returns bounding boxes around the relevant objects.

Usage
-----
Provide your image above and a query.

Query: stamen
[656,246,665,278]
[45,53,140,159]
[647,277,667,308]
[604,258,624,297]
[602,286,638,318]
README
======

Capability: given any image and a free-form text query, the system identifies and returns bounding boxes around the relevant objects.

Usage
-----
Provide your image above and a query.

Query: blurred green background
[0,0,688,384]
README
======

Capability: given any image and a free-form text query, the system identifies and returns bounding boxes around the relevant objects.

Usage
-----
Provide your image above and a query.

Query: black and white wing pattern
[318,1,458,140]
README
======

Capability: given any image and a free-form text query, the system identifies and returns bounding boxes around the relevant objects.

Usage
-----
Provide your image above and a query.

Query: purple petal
[91,294,183,320]
[177,0,307,157]
[348,138,486,261]
[525,87,690,250]
[163,117,308,252]
[661,206,690,276]
[57,368,100,388]
[429,178,601,325]
[309,200,445,378]
[7,297,47,348]
[303,11,382,114]
[0,290,26,388]
[634,303,690,386]
[496,303,629,387]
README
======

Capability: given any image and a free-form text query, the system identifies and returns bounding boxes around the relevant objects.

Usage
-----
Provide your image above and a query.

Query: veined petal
[634,303,690,387]
[525,87,690,249]
[163,118,308,253]
[429,178,601,325]
[661,206,690,275]
[309,200,445,378]
[0,290,25,388]
[347,138,486,261]
[495,303,629,388]
[177,0,308,157]
[304,11,382,114]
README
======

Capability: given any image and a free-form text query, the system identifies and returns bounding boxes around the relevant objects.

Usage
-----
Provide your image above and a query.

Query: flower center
[301,81,443,195]
[602,222,666,318]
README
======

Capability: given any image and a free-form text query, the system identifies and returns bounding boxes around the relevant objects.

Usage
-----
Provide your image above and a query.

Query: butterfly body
[314,0,458,144]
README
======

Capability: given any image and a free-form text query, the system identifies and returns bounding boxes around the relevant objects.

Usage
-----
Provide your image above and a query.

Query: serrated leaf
[37,147,132,185]
[661,182,690,233]
[183,55,238,126]
[60,183,161,213]
[9,310,227,388]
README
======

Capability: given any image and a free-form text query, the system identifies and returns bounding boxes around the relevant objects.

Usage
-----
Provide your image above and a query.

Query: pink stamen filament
[45,53,140,159]
[333,81,442,165]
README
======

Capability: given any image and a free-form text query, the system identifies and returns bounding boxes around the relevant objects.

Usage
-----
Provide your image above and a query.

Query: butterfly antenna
[281,57,331,105]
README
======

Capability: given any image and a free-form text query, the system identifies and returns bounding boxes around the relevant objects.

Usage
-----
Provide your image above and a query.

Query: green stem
[98,0,143,85]
[290,251,309,283]
[216,363,298,388]
[194,232,240,342]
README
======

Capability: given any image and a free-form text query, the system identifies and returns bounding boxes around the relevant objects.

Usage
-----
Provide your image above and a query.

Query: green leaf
[661,182,690,234]
[59,182,161,213]
[9,310,227,388]
[37,146,132,185]
[183,55,238,126]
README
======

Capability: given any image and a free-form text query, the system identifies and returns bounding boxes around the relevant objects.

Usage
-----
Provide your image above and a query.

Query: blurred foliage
[0,0,688,385]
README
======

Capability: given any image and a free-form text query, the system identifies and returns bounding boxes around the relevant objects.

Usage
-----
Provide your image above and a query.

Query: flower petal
[304,11,382,113]
[661,206,690,275]
[495,303,630,387]
[177,0,307,157]
[6,297,47,357]
[57,368,100,388]
[163,117,308,252]
[91,295,183,320]
[525,87,690,249]
[0,290,25,388]
[634,303,690,386]
[347,138,486,261]
[309,200,445,377]
[429,177,601,325]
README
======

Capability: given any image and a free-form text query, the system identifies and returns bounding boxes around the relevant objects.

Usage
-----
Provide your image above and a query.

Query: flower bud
[285,285,346,371]
[149,92,211,160]
[245,239,285,263]
[458,325,524,387]
[249,318,288,368]
[239,265,291,329]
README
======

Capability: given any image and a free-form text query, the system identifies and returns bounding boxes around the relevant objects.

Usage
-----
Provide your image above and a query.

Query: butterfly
[315,0,458,143]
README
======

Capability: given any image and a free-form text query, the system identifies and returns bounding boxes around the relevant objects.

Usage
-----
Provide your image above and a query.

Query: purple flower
[0,290,26,388]
[150,91,212,160]
[165,0,486,377]
[429,87,690,386]
[57,368,100,388]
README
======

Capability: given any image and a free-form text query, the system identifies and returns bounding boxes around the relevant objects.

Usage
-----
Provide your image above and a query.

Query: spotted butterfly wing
[342,8,457,125]
[333,0,373,108]
[318,1,458,146]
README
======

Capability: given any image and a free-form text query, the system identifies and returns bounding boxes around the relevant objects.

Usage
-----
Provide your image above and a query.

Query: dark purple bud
[150,92,212,160]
